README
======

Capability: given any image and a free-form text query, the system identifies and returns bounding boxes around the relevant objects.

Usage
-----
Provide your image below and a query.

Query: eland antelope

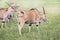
[0,2,18,28]
[17,7,47,35]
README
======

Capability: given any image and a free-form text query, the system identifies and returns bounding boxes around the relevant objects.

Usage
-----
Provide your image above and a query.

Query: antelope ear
[20,11,24,14]
[18,11,24,17]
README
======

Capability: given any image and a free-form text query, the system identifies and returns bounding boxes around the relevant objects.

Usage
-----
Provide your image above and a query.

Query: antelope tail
[42,6,45,14]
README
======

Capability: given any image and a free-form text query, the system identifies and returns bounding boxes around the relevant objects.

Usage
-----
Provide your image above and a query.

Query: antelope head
[40,6,47,22]
[6,2,19,12]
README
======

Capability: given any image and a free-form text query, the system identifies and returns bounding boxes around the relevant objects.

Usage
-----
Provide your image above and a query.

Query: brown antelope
[17,7,47,35]
[0,8,13,21]
[0,2,18,28]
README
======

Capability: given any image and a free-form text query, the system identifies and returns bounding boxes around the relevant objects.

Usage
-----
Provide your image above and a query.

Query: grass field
[0,0,60,40]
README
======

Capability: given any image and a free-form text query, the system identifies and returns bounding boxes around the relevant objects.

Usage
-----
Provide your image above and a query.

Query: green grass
[0,13,60,40]
[0,0,60,40]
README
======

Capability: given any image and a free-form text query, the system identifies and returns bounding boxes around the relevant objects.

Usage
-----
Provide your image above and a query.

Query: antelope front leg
[18,22,24,35]
[29,24,32,32]
[1,19,6,28]
[36,22,40,32]
[36,25,40,32]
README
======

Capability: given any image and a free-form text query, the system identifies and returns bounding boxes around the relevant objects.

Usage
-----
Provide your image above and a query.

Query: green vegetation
[0,0,60,40]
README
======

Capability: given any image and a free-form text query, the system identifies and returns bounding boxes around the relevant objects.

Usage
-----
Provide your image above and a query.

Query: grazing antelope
[0,2,18,28]
[17,7,47,35]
